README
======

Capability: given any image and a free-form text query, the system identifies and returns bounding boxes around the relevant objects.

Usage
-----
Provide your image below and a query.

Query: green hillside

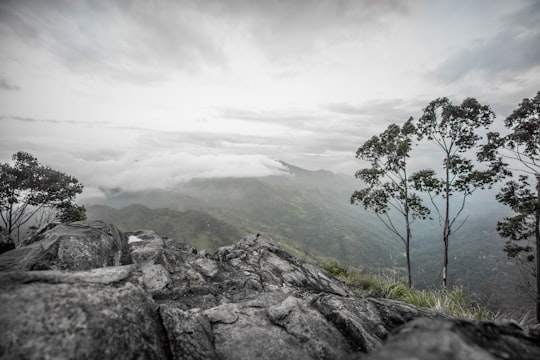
[86,204,243,251]
[85,162,533,316]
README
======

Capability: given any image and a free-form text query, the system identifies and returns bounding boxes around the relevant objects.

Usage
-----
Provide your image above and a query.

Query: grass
[321,260,506,321]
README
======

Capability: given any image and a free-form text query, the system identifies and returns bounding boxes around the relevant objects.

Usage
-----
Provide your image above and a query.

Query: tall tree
[480,91,540,322]
[413,97,502,289]
[0,151,85,243]
[351,118,430,287]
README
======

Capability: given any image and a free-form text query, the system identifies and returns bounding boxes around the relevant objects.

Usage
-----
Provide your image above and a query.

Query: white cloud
[0,0,538,197]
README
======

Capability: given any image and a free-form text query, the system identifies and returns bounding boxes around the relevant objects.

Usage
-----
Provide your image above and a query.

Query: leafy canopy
[0,151,85,240]
[487,92,540,260]
[352,117,429,221]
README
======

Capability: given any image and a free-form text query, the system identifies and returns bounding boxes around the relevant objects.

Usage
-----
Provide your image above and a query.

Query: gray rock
[1,225,539,360]
[0,220,131,271]
[311,295,447,353]
[160,305,219,360]
[366,317,540,360]
[0,268,170,360]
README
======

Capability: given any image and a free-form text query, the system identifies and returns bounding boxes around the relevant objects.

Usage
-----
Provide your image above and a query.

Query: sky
[0,0,539,202]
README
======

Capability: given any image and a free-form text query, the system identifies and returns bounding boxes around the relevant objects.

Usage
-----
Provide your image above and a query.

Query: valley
[85,162,533,318]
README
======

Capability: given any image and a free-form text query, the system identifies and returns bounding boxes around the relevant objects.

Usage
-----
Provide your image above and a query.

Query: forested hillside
[85,162,531,315]
[86,204,243,251]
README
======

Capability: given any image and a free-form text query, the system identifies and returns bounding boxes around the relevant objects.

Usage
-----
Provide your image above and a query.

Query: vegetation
[409,97,504,289]
[175,172,399,268]
[480,91,540,322]
[0,151,85,244]
[352,118,430,287]
[90,162,529,316]
[322,260,500,321]
[86,204,243,251]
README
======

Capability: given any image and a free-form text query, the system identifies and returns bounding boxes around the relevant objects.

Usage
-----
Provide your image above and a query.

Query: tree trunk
[533,114,540,323]
[405,208,412,288]
[403,167,412,288]
[443,157,451,290]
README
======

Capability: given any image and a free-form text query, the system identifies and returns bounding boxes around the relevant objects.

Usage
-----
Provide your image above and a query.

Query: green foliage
[480,91,540,322]
[352,118,429,286]
[323,260,500,321]
[492,92,540,260]
[87,204,243,251]
[0,151,84,242]
[414,97,501,289]
[321,260,349,278]
[57,203,87,223]
[176,173,400,269]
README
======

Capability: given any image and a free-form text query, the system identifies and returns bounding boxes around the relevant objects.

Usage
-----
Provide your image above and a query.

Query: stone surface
[366,318,540,360]
[1,223,539,360]
[0,220,131,271]
[0,268,170,360]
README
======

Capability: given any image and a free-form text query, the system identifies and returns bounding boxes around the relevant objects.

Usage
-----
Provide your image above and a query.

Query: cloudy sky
[0,0,539,201]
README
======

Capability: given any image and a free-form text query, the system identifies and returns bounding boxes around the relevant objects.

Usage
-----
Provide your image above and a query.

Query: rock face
[0,221,539,360]
[0,220,131,272]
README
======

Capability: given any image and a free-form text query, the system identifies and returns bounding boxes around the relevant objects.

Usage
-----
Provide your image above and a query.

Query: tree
[351,118,430,287]
[480,91,539,322]
[412,97,503,289]
[0,151,86,243]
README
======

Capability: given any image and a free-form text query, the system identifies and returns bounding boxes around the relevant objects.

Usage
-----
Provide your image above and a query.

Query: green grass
[321,260,503,321]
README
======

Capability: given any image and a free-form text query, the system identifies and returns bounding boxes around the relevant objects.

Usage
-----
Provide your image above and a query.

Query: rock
[0,268,170,360]
[366,318,540,360]
[159,305,219,360]
[1,224,539,360]
[310,295,447,353]
[0,220,131,271]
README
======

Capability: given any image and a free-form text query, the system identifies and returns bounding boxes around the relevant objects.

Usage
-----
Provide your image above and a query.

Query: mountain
[85,161,533,316]
[86,162,399,268]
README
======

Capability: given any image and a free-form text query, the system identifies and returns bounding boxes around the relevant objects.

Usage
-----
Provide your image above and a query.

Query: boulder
[366,318,540,360]
[1,223,539,360]
[0,268,170,360]
[0,220,131,271]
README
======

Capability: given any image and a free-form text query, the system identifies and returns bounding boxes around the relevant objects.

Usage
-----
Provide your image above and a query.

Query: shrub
[321,260,504,321]
[321,260,348,278]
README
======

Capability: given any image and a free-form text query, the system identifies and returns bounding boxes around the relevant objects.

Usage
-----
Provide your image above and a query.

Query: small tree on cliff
[412,97,503,289]
[480,91,540,322]
[0,151,86,243]
[351,118,430,287]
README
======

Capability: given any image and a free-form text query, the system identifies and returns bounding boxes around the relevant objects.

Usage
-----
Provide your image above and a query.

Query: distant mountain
[86,161,399,268]
[85,161,533,315]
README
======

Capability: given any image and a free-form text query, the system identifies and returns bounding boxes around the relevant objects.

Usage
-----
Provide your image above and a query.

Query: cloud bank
[0,0,538,201]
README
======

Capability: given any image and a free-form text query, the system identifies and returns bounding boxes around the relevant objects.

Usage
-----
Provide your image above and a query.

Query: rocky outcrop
[0,269,170,360]
[0,220,131,272]
[0,221,538,360]
[366,318,540,360]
